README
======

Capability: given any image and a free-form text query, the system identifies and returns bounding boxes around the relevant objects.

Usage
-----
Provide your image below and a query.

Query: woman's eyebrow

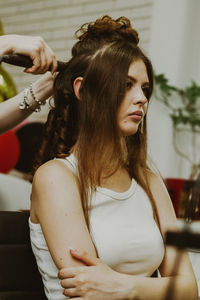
[142,82,150,87]
[127,75,136,82]
[127,75,149,86]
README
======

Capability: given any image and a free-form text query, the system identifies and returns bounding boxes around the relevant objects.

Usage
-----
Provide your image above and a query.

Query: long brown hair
[34,16,158,228]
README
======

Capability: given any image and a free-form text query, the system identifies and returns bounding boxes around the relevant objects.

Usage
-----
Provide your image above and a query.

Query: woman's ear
[73,77,83,100]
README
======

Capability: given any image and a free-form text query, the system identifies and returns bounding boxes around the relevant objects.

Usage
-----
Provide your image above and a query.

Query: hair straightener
[0,54,66,72]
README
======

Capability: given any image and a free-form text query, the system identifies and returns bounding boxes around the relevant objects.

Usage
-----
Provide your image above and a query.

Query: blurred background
[0,0,200,295]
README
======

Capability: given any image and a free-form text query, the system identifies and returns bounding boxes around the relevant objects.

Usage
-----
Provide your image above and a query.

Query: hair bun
[75,15,139,45]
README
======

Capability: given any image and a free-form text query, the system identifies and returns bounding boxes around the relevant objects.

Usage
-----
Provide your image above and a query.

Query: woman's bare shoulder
[34,159,74,180]
[31,158,79,209]
[145,169,178,232]
[32,159,78,191]
[145,169,167,194]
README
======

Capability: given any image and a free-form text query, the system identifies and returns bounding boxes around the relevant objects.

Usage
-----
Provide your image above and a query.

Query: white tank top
[29,154,164,299]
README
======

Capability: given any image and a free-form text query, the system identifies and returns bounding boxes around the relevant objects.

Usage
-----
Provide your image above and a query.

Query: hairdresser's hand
[59,249,135,300]
[0,34,57,74]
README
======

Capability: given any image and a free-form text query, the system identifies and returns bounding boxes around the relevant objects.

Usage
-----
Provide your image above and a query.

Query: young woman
[29,16,198,300]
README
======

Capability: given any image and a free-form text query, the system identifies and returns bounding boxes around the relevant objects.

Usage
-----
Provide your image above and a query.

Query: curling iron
[0,54,66,72]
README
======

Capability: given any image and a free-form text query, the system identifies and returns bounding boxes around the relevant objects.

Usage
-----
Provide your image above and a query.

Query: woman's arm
[59,173,198,300]
[59,248,198,300]
[0,34,57,133]
[30,159,97,270]
[0,72,54,134]
[0,34,57,73]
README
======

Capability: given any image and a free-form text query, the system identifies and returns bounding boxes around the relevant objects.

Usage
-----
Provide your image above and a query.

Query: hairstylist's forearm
[0,73,54,134]
[0,35,14,55]
[0,91,30,134]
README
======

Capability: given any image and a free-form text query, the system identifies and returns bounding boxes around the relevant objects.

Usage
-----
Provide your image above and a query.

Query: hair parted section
[33,15,159,229]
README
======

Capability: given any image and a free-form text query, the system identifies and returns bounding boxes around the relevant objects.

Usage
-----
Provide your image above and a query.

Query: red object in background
[165,178,193,217]
[0,130,20,173]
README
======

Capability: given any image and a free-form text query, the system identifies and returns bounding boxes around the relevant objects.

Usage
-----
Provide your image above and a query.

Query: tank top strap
[54,154,77,175]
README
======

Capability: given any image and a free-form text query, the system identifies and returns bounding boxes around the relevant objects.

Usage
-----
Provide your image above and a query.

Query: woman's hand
[58,249,136,300]
[0,34,57,74]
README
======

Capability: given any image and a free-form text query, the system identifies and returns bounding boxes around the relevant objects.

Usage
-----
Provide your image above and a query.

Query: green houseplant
[154,74,200,180]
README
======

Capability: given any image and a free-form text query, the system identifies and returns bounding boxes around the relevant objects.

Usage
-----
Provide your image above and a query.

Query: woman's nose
[132,87,147,105]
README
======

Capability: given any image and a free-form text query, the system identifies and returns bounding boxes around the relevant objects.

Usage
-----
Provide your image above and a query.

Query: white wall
[0,173,31,210]
[148,0,200,179]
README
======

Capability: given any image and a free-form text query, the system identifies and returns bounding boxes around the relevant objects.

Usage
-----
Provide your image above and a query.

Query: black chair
[0,211,47,300]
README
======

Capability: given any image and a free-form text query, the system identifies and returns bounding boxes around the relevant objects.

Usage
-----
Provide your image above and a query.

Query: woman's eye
[142,87,150,98]
[126,81,133,89]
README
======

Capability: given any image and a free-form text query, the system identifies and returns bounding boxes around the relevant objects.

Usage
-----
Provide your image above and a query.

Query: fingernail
[69,247,78,253]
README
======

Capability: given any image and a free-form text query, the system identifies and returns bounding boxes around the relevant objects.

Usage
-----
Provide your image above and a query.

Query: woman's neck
[100,166,132,192]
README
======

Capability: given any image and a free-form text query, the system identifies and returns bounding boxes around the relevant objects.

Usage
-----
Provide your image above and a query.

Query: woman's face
[117,59,150,136]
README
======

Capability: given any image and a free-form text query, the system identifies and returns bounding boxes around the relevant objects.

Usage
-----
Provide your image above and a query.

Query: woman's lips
[128,110,143,121]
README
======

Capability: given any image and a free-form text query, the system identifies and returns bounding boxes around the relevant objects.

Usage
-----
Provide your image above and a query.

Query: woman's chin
[121,126,139,136]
